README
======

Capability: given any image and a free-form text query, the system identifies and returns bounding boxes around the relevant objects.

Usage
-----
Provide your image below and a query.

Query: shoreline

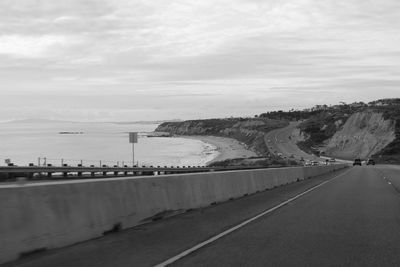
[181,135,258,165]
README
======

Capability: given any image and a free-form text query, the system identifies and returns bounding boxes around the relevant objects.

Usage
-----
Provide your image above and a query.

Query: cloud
[0,0,400,120]
[0,34,83,58]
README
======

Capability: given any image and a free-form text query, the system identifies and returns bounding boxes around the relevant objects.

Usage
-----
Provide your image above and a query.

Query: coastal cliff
[157,98,400,163]
[296,106,399,162]
[155,118,288,156]
[322,111,396,159]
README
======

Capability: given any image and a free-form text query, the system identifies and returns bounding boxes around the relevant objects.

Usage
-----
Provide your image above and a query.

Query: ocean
[0,121,218,167]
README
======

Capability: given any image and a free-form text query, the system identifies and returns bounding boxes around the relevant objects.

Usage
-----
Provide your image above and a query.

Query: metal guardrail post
[124,165,128,176]
[90,165,95,177]
[77,164,82,177]
[102,165,107,176]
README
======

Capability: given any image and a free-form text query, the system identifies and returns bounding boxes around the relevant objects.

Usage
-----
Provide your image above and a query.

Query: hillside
[155,118,288,156]
[297,111,350,155]
[294,99,400,163]
[156,98,400,165]
[322,111,395,159]
[370,103,400,163]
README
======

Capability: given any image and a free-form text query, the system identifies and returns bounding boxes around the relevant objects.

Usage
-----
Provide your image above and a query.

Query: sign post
[129,132,138,166]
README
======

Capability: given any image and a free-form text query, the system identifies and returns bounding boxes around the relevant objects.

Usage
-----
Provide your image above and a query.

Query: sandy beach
[183,135,258,165]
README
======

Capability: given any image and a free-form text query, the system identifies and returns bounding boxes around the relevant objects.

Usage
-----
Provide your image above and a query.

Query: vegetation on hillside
[158,98,400,165]
[208,157,299,168]
[157,117,287,135]
[156,117,288,156]
[257,98,400,162]
[258,101,367,121]
[369,101,400,163]
[298,112,351,155]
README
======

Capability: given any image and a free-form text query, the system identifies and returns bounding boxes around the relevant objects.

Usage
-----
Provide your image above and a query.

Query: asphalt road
[5,165,400,267]
[264,122,318,161]
[264,122,352,164]
[174,165,400,267]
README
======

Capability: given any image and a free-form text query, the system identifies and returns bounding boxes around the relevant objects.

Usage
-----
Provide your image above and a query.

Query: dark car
[353,158,362,166]
[366,159,375,165]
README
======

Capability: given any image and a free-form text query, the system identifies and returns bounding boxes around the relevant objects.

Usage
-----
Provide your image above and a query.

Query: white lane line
[154,168,352,267]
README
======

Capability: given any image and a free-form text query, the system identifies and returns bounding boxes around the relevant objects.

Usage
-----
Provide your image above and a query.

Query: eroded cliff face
[155,119,288,155]
[323,111,396,159]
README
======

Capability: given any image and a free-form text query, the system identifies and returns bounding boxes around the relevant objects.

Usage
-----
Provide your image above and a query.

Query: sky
[0,0,399,122]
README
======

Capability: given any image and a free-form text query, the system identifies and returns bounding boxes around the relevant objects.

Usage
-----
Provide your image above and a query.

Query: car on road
[353,158,362,166]
[366,159,375,165]
[329,158,336,163]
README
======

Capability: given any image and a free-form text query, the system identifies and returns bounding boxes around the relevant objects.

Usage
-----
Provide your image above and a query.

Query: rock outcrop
[322,111,396,159]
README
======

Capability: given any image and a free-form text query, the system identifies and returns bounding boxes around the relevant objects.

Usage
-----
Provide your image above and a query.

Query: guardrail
[0,165,280,181]
[0,162,344,181]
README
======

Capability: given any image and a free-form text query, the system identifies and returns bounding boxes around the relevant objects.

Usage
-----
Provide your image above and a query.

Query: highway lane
[173,165,400,267]
[264,122,318,161]
[265,122,352,164]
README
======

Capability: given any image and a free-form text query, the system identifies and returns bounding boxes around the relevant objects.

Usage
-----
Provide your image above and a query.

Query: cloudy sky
[1,0,399,121]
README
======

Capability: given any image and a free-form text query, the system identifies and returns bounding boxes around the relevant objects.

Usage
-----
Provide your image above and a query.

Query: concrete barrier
[0,164,347,264]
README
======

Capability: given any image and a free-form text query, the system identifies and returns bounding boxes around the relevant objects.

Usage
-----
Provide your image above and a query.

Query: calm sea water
[0,122,218,167]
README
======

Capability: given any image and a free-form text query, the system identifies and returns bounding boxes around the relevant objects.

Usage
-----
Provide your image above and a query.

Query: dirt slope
[322,111,396,159]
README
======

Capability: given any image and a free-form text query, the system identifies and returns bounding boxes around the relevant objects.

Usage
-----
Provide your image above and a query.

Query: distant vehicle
[329,158,336,163]
[353,158,362,166]
[311,161,319,166]
[366,159,375,165]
